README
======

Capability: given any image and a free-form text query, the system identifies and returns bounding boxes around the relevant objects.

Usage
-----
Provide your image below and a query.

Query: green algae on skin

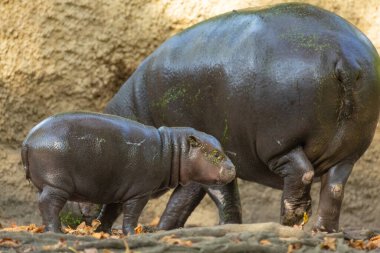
[153,86,187,109]
[203,148,226,166]
[281,33,331,52]
[221,118,229,145]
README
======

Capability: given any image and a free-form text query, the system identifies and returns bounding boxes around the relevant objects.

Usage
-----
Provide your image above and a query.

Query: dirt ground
[1,0,380,231]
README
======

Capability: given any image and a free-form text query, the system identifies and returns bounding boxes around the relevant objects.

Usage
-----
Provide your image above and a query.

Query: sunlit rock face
[0,0,379,228]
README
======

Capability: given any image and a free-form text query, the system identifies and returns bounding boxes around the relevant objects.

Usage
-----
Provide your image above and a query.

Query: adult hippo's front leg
[158,179,242,230]
[269,147,314,226]
[313,160,354,233]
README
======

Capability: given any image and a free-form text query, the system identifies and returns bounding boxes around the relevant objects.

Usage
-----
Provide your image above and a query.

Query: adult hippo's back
[105,3,380,232]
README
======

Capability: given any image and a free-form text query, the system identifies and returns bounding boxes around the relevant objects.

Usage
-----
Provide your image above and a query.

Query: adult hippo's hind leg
[158,183,206,230]
[313,161,354,233]
[269,147,314,226]
[39,185,70,233]
[205,179,242,224]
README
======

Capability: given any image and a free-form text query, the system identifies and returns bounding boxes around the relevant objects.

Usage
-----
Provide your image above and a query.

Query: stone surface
[0,0,380,229]
[0,223,374,253]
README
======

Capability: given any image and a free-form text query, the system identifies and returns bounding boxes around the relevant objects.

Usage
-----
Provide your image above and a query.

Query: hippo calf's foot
[96,203,123,233]
[122,196,150,235]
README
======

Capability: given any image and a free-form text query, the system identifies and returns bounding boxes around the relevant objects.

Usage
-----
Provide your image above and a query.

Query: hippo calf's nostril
[219,166,236,183]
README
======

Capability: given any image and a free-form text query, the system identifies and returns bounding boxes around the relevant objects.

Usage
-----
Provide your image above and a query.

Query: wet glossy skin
[104,3,380,232]
[21,112,235,234]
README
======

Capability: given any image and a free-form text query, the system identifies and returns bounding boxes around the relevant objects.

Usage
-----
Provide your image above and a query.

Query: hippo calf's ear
[187,135,201,148]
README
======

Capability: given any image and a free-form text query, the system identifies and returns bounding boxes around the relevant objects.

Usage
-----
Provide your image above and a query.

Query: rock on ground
[1,223,379,253]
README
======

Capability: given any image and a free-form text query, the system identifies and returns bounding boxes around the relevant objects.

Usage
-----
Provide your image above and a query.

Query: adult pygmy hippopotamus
[21,112,236,234]
[103,3,380,232]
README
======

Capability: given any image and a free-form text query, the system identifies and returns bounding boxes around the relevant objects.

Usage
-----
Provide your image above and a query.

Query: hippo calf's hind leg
[39,185,70,233]
[269,147,314,226]
[313,161,354,233]
[96,203,123,233]
[122,195,150,235]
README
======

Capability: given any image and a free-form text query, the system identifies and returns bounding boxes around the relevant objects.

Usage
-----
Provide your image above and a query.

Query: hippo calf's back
[23,113,162,203]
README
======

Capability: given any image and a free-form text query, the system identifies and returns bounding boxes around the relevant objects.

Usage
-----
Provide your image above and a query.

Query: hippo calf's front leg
[122,195,150,235]
[313,161,354,233]
[269,147,314,226]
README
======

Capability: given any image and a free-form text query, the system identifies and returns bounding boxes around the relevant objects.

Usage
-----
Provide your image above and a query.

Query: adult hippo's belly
[104,3,380,232]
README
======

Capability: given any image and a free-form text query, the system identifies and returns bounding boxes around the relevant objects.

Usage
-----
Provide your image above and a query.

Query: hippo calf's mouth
[217,166,236,185]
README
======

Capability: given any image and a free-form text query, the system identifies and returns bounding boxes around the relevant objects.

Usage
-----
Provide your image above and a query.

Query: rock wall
[1,0,379,229]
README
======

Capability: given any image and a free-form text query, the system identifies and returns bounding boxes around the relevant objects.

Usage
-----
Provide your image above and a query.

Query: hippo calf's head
[180,134,236,186]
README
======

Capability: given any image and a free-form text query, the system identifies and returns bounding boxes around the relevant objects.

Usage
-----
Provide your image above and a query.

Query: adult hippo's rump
[104,3,380,232]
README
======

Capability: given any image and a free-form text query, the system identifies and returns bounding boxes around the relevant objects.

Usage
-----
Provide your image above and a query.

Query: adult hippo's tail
[21,144,31,180]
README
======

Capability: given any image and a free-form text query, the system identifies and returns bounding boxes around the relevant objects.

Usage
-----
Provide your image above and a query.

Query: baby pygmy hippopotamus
[21,112,236,234]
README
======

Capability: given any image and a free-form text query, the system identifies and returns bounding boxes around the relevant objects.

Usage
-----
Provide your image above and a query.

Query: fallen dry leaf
[321,237,336,251]
[91,219,101,230]
[301,212,309,226]
[287,242,302,253]
[348,239,365,250]
[134,224,143,234]
[102,249,114,253]
[0,238,20,248]
[160,235,193,247]
[347,235,380,250]
[259,239,271,246]
[42,238,67,251]
[62,219,110,239]
[366,235,380,250]
[92,232,110,239]
[0,223,45,233]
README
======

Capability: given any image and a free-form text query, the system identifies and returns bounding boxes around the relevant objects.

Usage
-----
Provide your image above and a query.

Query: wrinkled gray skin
[104,3,380,232]
[21,112,236,234]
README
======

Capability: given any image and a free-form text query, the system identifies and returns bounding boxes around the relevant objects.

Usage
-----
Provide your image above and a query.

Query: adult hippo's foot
[269,147,314,226]
[158,179,242,230]
[313,161,354,233]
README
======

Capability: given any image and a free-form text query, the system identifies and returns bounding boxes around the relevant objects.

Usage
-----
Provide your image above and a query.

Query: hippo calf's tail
[21,143,30,180]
